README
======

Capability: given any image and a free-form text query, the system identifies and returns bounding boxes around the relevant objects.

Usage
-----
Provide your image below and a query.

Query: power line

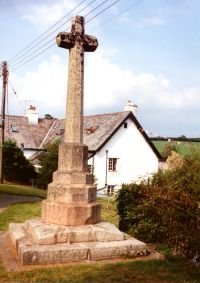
[8,0,90,63]
[10,43,56,72]
[10,0,119,72]
[9,0,100,68]
[86,0,119,24]
[8,80,26,112]
[9,0,99,68]
[90,0,145,31]
[9,0,112,71]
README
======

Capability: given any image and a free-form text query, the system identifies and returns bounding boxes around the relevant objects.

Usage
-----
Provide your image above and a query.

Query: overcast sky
[0,0,200,137]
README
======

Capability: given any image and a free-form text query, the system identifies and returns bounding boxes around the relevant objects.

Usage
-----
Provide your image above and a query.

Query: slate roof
[44,111,130,152]
[3,115,55,149]
[1,111,162,160]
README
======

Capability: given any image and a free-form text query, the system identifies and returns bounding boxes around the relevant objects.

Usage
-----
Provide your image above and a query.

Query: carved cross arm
[84,35,98,52]
[56,32,75,49]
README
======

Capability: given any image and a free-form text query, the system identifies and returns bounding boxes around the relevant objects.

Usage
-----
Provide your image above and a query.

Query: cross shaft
[56,15,98,144]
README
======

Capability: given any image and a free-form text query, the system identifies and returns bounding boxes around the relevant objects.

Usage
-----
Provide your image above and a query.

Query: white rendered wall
[89,118,159,191]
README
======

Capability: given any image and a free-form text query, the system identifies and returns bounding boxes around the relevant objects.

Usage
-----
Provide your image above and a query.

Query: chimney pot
[124,100,137,116]
[25,105,39,124]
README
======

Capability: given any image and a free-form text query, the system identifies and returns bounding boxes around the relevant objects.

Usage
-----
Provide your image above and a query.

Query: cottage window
[107,185,115,196]
[108,158,117,171]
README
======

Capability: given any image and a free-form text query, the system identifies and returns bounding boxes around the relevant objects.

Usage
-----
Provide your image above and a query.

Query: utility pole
[0,61,8,183]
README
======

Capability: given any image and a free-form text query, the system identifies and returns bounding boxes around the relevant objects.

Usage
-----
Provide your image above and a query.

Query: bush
[167,151,185,170]
[161,142,178,160]
[3,140,37,184]
[116,152,200,257]
[36,140,59,189]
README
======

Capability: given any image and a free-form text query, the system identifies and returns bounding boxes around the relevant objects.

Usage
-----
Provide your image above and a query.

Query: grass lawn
[0,201,42,231]
[0,183,47,198]
[0,255,199,282]
[0,184,200,282]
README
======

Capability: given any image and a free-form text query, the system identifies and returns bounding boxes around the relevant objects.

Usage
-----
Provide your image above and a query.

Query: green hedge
[116,154,200,257]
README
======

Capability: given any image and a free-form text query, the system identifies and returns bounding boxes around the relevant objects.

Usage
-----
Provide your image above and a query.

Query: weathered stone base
[8,219,147,265]
[42,200,101,226]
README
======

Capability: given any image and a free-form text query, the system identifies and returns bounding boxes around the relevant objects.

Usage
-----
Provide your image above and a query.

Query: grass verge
[0,201,42,231]
[0,184,47,198]
[0,257,200,282]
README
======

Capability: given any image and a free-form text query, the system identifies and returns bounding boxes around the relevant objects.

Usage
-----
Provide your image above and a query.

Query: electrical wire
[9,0,111,71]
[9,0,100,68]
[90,0,145,31]
[8,0,90,63]
[9,0,104,67]
[10,0,119,72]
[8,80,26,112]
[86,0,119,24]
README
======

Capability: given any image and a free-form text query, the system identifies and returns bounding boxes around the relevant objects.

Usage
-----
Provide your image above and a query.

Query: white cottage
[2,103,162,195]
[84,109,161,196]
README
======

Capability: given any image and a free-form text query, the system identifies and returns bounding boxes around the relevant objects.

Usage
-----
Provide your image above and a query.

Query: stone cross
[56,15,98,143]
[41,15,100,226]
[8,15,147,266]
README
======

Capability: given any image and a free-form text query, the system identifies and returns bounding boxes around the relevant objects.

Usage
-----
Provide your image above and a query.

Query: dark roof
[1,112,162,160]
[3,115,55,149]
[44,111,130,152]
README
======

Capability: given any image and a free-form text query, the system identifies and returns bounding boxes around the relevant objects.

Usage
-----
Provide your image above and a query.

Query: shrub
[161,142,178,160]
[167,151,185,170]
[116,152,200,257]
[3,140,37,184]
[36,140,59,189]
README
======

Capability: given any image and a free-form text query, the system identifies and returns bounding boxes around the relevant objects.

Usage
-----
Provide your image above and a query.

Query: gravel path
[0,194,42,212]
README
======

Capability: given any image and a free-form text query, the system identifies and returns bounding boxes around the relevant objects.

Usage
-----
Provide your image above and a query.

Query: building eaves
[89,111,162,160]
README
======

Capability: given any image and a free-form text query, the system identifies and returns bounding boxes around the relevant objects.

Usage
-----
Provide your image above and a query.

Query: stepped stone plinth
[9,220,147,265]
[42,142,101,226]
[7,15,147,266]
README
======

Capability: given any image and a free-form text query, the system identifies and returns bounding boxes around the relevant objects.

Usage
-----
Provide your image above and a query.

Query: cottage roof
[44,111,131,152]
[1,111,162,160]
[3,115,55,149]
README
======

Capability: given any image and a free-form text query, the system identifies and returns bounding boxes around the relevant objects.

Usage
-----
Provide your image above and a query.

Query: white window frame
[108,158,118,172]
[107,185,115,196]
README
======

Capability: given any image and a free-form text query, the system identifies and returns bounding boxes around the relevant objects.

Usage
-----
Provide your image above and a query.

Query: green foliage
[161,142,178,159]
[116,152,200,257]
[3,140,36,184]
[36,140,59,189]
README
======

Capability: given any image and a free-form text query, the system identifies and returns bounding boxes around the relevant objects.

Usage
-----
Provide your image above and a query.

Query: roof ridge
[1,112,130,120]
[83,111,129,118]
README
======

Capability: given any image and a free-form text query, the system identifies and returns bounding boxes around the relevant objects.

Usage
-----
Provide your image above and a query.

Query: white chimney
[25,105,39,124]
[124,100,138,116]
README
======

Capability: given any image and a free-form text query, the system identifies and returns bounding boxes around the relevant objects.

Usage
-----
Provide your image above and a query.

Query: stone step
[20,238,147,265]
[26,219,125,245]
[9,219,147,265]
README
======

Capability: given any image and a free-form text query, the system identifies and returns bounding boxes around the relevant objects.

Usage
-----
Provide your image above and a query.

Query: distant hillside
[151,137,200,142]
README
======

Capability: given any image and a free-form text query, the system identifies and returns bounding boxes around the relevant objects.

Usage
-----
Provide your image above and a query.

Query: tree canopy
[3,140,36,184]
